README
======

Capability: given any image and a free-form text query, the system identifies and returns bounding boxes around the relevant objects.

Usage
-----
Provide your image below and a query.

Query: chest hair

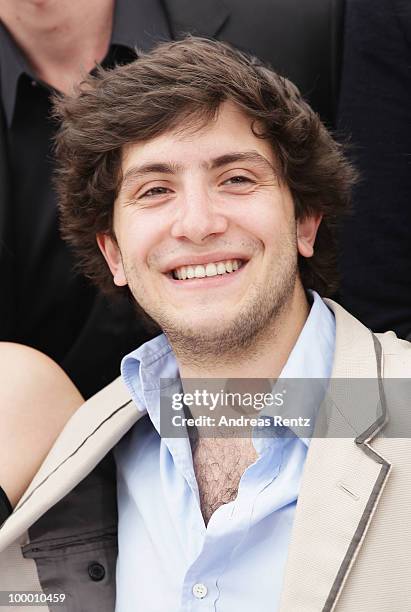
[192,437,258,525]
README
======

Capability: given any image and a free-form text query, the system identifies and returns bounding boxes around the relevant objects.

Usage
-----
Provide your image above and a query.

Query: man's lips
[165,258,248,287]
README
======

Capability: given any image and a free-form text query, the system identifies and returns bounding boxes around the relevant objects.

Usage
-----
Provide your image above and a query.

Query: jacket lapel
[0,377,141,552]
[279,300,391,611]
[162,0,229,39]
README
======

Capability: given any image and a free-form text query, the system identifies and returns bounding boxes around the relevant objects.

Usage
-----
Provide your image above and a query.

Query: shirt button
[88,562,105,581]
[192,583,208,599]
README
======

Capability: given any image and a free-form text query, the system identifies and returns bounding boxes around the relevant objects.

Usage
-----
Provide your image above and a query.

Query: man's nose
[170,190,228,244]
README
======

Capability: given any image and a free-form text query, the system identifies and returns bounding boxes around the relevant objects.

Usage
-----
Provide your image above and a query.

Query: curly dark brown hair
[53,36,357,298]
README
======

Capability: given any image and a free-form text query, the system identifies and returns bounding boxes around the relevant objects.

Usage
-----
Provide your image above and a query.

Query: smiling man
[1,37,411,612]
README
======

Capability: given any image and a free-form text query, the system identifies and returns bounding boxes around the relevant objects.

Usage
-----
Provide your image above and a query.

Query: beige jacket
[0,300,410,611]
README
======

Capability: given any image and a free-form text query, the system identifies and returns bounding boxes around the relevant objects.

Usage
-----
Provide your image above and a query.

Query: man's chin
[163,319,232,344]
[161,315,264,360]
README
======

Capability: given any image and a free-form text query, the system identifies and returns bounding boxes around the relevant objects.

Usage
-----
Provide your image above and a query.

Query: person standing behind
[0,0,343,397]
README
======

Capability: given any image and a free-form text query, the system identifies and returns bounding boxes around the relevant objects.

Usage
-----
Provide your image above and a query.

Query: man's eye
[223,176,254,185]
[139,186,171,198]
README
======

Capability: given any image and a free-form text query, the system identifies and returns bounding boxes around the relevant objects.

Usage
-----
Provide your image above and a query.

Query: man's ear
[297,214,323,258]
[96,233,127,286]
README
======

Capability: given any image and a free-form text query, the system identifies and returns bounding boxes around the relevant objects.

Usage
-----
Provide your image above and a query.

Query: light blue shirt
[115,292,335,612]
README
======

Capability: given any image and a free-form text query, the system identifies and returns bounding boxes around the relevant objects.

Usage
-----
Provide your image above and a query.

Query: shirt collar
[121,333,175,414]
[279,290,335,380]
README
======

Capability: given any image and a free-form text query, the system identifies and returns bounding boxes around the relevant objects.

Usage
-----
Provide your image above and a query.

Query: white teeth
[205,263,217,276]
[173,259,242,280]
[194,265,206,278]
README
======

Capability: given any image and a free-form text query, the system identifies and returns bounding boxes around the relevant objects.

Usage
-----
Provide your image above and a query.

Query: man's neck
[177,283,311,381]
[0,0,115,93]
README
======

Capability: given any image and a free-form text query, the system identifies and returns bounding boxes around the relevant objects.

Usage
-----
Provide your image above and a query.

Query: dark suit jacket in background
[337,0,411,339]
[0,0,344,397]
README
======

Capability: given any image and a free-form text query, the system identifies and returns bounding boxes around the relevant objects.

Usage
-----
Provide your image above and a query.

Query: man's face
[98,102,320,354]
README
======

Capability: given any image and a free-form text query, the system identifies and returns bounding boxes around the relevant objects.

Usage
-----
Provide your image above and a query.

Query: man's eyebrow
[120,162,183,194]
[209,151,276,173]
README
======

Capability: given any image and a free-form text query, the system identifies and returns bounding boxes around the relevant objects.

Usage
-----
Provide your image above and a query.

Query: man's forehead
[119,100,276,173]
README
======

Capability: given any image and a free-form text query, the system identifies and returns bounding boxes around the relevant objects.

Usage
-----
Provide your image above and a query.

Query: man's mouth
[171,258,244,281]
